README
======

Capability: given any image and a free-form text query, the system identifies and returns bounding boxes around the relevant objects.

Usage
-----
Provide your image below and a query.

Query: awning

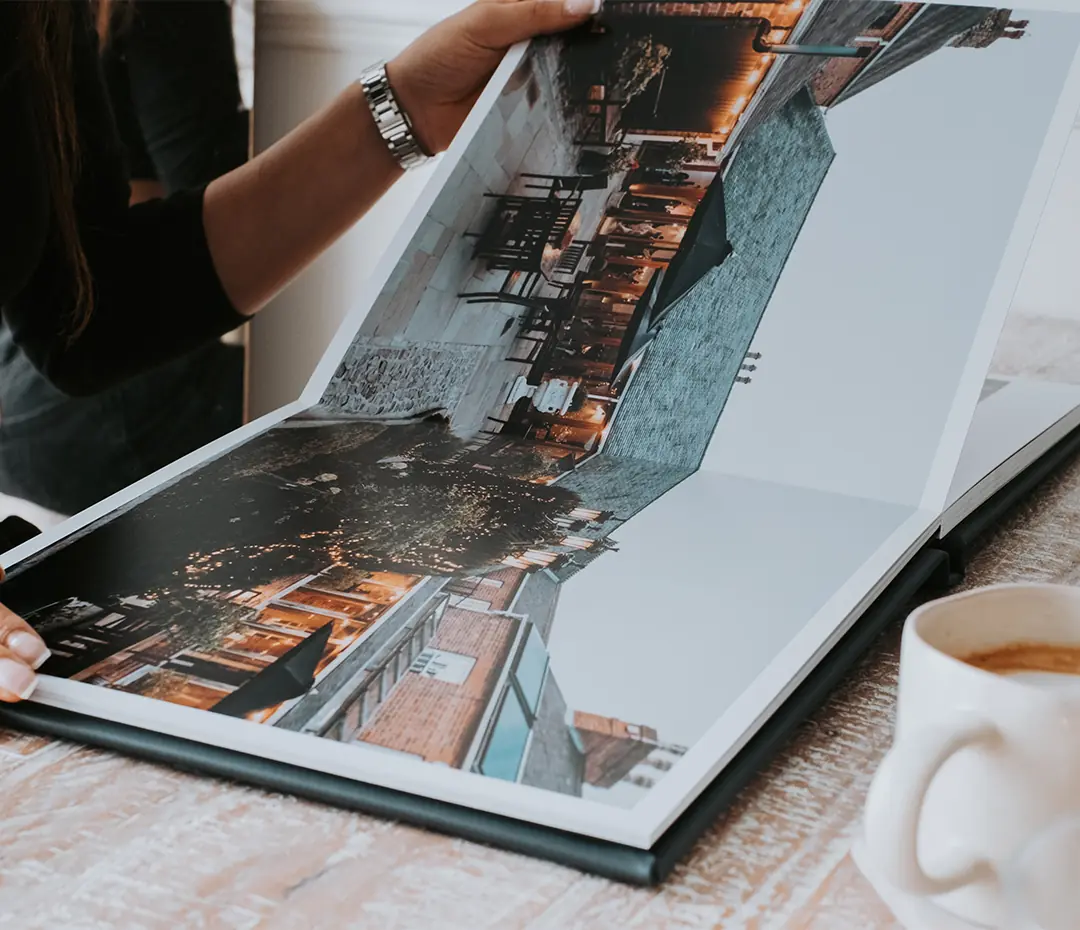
[211,621,334,718]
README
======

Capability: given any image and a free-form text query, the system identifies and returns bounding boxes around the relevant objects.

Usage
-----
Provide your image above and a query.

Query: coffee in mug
[860,583,1080,927]
[961,641,1080,683]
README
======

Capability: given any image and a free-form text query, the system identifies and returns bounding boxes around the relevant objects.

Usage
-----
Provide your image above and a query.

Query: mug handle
[862,719,1001,897]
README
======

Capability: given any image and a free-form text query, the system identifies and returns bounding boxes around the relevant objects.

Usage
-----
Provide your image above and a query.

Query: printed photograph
[6,1,1077,808]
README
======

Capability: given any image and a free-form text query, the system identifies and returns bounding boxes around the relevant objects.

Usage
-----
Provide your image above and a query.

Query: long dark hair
[21,0,122,336]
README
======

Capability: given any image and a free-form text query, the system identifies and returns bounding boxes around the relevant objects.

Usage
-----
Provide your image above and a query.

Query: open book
[4,0,1080,866]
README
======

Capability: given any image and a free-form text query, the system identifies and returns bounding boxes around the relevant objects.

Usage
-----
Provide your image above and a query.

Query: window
[477,690,531,781]
[343,700,361,737]
[513,626,548,715]
[451,596,491,612]
[444,579,478,597]
[360,688,376,725]
[407,631,422,663]
[410,648,476,684]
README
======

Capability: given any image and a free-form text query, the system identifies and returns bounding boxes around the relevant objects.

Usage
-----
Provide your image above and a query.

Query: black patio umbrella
[211,621,334,718]
[609,170,733,379]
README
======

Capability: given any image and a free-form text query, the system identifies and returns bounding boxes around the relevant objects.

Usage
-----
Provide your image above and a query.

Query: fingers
[0,602,50,702]
[466,0,600,50]
[0,643,39,702]
[0,602,49,671]
[0,570,49,702]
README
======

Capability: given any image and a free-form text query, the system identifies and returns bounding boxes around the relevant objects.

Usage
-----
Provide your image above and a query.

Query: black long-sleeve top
[0,1,250,397]
[102,0,250,192]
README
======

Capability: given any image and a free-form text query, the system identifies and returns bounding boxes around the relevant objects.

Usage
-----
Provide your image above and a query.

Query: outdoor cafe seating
[520,172,610,196]
[472,193,582,274]
[573,84,626,152]
[468,173,607,282]
[458,278,587,369]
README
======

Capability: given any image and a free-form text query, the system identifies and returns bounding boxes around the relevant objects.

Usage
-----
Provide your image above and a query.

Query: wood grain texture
[2,310,1079,929]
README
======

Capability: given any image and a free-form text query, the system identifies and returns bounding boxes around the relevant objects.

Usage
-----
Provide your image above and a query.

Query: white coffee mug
[1003,814,1080,930]
[861,583,1080,927]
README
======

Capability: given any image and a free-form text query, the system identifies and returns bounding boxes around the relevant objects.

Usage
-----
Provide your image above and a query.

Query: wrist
[384,59,439,157]
[348,82,403,180]
[358,61,432,171]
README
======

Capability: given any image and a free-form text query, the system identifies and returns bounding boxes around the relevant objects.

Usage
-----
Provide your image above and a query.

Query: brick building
[602,1,809,149]
[346,568,528,764]
[574,712,663,788]
[620,742,691,790]
[573,713,689,789]
[347,570,570,780]
[34,568,427,717]
[811,3,1008,107]
[354,605,521,765]
[810,2,921,104]
[295,567,672,797]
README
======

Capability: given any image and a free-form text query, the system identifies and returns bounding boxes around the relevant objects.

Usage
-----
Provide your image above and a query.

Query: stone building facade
[574,712,662,789]
[548,88,836,580]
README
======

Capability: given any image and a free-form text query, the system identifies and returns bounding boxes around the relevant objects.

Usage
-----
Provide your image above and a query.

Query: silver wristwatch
[358,62,430,171]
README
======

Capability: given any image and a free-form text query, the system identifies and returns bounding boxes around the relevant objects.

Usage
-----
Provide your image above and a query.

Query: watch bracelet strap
[358,62,430,171]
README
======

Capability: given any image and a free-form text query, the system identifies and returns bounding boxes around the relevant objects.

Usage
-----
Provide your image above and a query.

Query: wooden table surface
[0,310,1077,929]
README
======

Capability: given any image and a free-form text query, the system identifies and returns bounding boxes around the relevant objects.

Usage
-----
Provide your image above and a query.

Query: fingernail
[9,632,50,670]
[563,0,601,14]
[0,658,37,699]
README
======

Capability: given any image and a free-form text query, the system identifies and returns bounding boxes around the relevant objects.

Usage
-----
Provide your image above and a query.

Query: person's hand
[388,0,601,156]
[0,591,49,702]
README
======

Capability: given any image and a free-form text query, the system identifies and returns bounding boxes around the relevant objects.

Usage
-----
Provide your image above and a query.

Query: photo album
[4,0,1080,872]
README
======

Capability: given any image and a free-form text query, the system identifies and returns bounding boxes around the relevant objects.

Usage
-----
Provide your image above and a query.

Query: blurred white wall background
[232,0,256,109]
[246,0,468,418]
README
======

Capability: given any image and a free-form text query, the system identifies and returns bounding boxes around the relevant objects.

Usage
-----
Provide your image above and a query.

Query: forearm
[203,83,402,316]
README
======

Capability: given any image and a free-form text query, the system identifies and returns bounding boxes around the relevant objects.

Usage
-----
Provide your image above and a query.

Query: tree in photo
[578,143,639,176]
[230,420,389,478]
[157,595,260,654]
[480,438,574,484]
[128,668,196,704]
[611,35,671,102]
[8,420,587,609]
[157,455,584,588]
[655,138,709,170]
[313,564,383,593]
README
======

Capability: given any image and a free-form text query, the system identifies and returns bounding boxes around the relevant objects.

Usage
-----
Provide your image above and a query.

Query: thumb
[465,0,601,50]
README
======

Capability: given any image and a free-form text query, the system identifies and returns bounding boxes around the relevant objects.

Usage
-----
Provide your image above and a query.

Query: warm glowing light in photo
[561,536,595,551]
[730,96,747,113]
[748,69,762,83]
